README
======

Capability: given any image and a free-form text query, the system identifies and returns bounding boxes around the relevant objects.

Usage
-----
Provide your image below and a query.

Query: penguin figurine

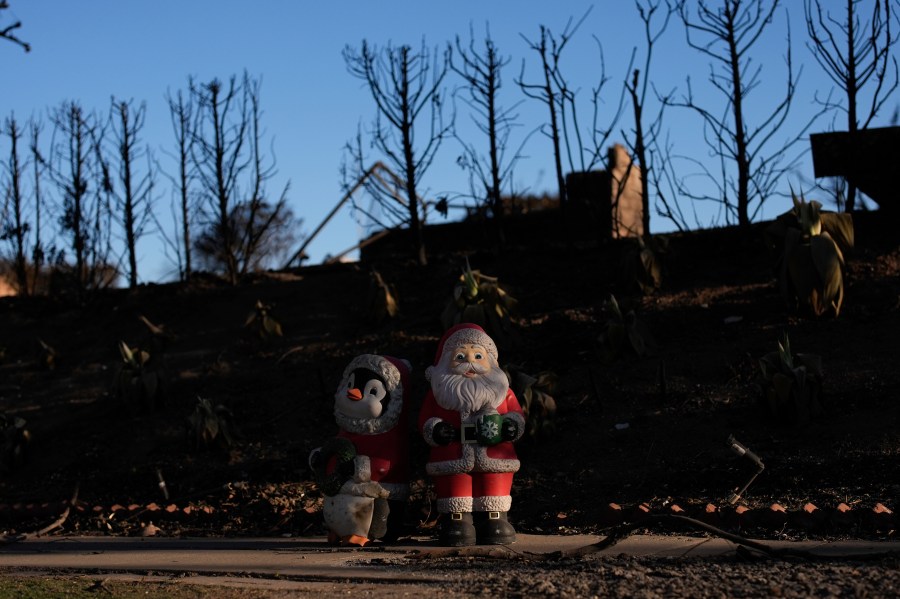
[310,354,411,546]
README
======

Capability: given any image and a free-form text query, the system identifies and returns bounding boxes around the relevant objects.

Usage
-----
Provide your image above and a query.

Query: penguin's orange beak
[347,388,363,401]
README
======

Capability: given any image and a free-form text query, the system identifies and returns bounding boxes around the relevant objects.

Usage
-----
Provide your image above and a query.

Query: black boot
[474,511,516,545]
[380,499,406,543]
[439,512,476,547]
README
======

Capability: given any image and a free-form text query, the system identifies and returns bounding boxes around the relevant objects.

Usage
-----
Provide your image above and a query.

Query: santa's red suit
[418,324,525,515]
[419,386,523,512]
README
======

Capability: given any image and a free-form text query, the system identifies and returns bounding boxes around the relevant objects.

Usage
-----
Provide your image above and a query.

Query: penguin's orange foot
[341,534,370,547]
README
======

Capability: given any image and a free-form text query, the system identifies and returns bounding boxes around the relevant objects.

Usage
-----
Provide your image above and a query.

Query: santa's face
[432,343,509,416]
[449,344,492,378]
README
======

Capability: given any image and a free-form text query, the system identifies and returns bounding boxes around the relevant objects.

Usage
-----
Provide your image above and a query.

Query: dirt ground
[1,553,899,598]
[0,210,898,549]
[400,553,900,598]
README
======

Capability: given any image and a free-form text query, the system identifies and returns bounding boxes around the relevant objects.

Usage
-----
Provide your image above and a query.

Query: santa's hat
[426,323,498,380]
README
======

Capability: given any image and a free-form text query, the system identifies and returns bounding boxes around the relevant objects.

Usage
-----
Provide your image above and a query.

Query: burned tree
[516,21,578,213]
[343,40,451,266]
[622,0,676,235]
[517,9,623,228]
[192,76,244,282]
[108,98,155,288]
[0,118,55,295]
[28,121,46,293]
[162,85,197,280]
[672,0,820,229]
[804,0,900,211]
[191,73,294,282]
[450,25,528,245]
[1,114,29,293]
[0,1,29,52]
[49,101,114,291]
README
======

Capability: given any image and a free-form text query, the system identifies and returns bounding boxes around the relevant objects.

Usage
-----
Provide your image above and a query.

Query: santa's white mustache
[451,362,488,374]
[431,358,508,416]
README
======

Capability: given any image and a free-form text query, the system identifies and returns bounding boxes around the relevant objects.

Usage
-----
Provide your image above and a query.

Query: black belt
[461,423,478,444]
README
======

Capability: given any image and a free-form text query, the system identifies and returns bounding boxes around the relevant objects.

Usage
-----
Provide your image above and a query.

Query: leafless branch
[804,0,900,210]
[343,39,451,265]
[668,0,824,228]
[0,1,29,52]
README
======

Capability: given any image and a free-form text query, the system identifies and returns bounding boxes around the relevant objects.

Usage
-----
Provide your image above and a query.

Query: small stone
[141,522,161,537]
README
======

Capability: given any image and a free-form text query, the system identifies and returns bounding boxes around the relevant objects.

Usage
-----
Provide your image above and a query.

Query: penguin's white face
[335,367,388,419]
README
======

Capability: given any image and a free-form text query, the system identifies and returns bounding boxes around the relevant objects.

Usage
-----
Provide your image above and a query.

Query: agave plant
[138,314,176,349]
[766,193,853,317]
[0,413,30,473]
[367,269,399,323]
[186,397,238,452]
[113,340,165,411]
[245,300,283,340]
[597,294,655,362]
[440,260,517,341]
[36,338,57,371]
[622,235,666,294]
[758,334,823,426]
[505,366,558,441]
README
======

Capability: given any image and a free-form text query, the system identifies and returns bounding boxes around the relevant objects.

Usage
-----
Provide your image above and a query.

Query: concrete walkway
[2,534,898,593]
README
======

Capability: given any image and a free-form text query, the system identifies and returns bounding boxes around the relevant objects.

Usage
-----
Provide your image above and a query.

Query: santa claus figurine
[310,354,411,546]
[418,323,525,546]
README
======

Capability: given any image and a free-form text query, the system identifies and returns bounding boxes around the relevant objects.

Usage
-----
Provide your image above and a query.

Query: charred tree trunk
[3,116,29,294]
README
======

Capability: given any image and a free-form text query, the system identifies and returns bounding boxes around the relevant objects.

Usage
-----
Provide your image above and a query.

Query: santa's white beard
[431,361,509,417]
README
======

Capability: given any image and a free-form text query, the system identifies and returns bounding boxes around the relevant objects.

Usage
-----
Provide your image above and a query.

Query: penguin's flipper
[339,480,390,498]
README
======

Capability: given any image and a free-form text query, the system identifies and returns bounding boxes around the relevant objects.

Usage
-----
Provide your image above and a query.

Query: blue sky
[3,1,897,283]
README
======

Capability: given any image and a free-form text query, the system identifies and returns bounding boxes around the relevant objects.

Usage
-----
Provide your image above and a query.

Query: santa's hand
[433,421,457,445]
[501,418,519,441]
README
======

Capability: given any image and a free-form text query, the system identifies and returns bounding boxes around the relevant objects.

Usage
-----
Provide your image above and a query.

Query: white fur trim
[474,446,520,473]
[425,445,476,476]
[473,495,512,512]
[438,496,473,514]
[441,328,498,362]
[343,354,402,390]
[422,417,443,447]
[352,455,371,483]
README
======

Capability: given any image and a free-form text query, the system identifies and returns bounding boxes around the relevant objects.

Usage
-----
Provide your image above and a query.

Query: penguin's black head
[337,367,390,419]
